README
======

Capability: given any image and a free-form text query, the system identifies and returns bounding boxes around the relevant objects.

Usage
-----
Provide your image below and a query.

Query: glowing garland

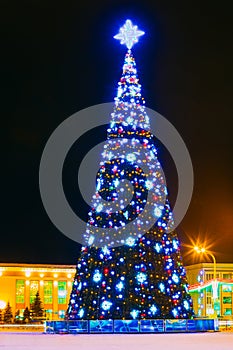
[67,20,194,321]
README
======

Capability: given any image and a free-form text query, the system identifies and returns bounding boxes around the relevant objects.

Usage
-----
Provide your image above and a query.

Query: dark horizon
[1,1,233,266]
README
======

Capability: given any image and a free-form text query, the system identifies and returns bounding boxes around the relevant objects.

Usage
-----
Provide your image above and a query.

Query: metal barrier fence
[45,319,218,334]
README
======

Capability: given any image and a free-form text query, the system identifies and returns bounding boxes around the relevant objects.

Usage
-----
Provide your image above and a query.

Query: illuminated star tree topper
[114,19,145,50]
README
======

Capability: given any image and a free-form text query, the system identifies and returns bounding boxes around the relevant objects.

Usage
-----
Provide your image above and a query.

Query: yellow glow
[193,245,206,254]
[53,281,58,286]
[25,271,31,277]
[67,273,72,279]
[0,300,6,309]
[40,273,44,278]
[26,280,30,285]
[54,274,58,278]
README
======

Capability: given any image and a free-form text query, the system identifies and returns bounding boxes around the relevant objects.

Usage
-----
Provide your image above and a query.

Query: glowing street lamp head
[114,19,145,50]
[194,245,206,254]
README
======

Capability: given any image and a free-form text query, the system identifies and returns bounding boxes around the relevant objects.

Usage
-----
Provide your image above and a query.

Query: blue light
[96,204,103,212]
[172,308,178,317]
[130,309,139,319]
[159,282,165,292]
[172,239,179,250]
[78,309,84,318]
[136,272,147,283]
[126,153,136,162]
[93,270,102,283]
[101,300,112,311]
[154,243,162,253]
[150,305,157,315]
[145,180,153,190]
[116,281,124,291]
[126,237,136,246]
[102,246,110,255]
[184,300,190,310]
[172,273,179,284]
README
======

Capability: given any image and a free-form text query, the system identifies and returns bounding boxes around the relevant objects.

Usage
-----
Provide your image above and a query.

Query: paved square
[0,332,232,350]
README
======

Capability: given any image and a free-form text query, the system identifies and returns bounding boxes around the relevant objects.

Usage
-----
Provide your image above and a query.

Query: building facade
[0,263,76,320]
[186,263,233,318]
[0,262,233,320]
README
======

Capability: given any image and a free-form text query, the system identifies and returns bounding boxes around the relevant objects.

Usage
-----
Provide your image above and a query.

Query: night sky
[1,1,233,266]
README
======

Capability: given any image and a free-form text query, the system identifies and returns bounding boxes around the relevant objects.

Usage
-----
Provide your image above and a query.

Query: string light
[67,20,193,321]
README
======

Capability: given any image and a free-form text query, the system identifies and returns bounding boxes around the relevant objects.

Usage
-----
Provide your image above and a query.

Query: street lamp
[193,245,218,318]
[194,246,216,281]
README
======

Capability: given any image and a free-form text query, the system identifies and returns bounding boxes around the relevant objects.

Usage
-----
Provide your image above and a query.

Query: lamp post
[193,246,218,318]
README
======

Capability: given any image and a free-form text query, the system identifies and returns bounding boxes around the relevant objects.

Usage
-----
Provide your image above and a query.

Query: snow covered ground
[0,332,233,350]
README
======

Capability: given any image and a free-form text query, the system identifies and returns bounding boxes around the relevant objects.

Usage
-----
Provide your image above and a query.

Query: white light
[184,300,190,310]
[116,281,124,291]
[150,305,157,315]
[172,308,178,317]
[159,282,165,292]
[127,116,134,124]
[88,235,95,245]
[154,243,162,253]
[172,273,179,283]
[172,240,179,250]
[78,309,84,318]
[130,309,139,319]
[145,180,153,190]
[126,237,135,246]
[126,153,136,162]
[154,206,162,218]
[93,270,102,283]
[96,204,103,213]
[136,272,147,283]
[102,246,110,255]
[101,300,112,311]
[114,19,145,50]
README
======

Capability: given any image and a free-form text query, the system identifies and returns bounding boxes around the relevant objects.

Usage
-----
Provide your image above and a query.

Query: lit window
[223,273,232,280]
[222,285,232,292]
[58,281,67,304]
[223,296,232,304]
[16,280,25,304]
[44,281,53,304]
[30,281,39,304]
[224,308,232,316]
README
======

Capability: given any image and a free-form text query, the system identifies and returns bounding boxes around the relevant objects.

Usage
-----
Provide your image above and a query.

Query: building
[0,262,233,320]
[0,263,76,320]
[186,263,233,318]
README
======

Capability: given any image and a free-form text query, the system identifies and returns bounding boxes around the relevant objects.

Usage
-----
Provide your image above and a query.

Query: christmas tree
[67,20,193,320]
[3,302,13,324]
[31,291,44,319]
